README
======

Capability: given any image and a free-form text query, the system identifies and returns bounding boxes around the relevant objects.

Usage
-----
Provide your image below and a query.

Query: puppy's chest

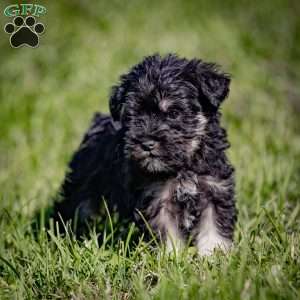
[136,176,209,232]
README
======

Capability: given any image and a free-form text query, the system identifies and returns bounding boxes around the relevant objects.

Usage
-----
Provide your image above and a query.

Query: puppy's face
[110,54,230,174]
[122,83,207,174]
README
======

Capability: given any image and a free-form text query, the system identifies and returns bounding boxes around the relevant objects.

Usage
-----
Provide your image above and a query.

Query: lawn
[0,0,300,299]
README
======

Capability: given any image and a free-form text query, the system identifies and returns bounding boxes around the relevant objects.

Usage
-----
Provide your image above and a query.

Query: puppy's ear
[109,81,128,122]
[200,68,230,109]
[188,60,231,110]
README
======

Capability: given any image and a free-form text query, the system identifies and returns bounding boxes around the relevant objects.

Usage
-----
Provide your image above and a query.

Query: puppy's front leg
[145,182,184,253]
[195,204,232,256]
[156,207,184,253]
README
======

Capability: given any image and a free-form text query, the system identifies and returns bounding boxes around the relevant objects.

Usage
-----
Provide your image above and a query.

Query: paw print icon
[4,16,45,48]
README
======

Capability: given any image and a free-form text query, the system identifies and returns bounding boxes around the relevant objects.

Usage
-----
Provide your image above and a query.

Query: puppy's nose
[141,140,156,151]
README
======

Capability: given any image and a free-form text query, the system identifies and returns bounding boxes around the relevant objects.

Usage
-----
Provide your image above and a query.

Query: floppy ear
[187,60,231,110]
[199,67,231,109]
[109,80,128,122]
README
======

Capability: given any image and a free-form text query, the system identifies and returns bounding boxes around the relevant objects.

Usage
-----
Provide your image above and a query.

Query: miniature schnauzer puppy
[54,54,237,255]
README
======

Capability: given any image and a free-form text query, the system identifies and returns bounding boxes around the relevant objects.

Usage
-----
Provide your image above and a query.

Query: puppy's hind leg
[53,113,120,231]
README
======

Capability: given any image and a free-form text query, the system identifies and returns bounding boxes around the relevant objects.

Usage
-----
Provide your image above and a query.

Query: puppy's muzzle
[141,140,157,151]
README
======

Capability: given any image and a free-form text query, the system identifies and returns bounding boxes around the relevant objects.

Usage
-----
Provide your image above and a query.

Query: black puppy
[54,54,237,255]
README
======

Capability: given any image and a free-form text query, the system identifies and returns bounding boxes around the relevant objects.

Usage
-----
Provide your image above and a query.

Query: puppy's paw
[197,236,231,256]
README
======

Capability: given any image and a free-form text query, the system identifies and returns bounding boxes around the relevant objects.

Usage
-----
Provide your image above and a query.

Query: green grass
[1,0,300,299]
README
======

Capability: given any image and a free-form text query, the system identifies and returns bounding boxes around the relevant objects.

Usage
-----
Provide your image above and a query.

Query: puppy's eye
[168,109,180,119]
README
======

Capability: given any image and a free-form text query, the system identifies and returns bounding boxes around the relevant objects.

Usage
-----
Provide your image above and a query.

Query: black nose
[141,140,156,151]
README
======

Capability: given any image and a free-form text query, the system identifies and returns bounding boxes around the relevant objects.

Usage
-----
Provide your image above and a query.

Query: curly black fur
[54,54,237,255]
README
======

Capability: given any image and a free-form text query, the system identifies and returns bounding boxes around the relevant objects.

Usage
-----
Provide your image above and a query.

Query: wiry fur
[54,54,237,255]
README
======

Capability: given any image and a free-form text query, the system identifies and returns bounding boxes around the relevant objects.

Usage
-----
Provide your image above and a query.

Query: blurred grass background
[0,0,300,299]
